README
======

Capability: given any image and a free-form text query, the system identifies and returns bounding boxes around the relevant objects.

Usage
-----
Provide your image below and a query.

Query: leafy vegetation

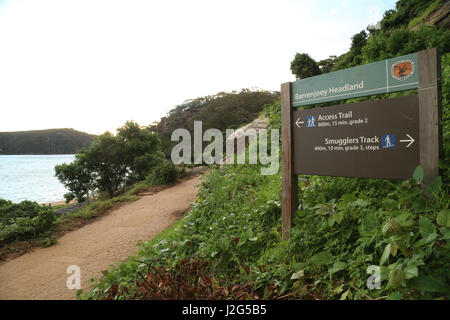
[0,199,56,246]
[290,53,321,79]
[81,0,450,300]
[408,0,445,29]
[0,128,95,155]
[146,159,178,186]
[381,0,446,30]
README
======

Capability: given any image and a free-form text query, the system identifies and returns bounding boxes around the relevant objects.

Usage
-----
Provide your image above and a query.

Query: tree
[349,30,368,66]
[83,132,129,198]
[116,121,164,182]
[290,53,321,79]
[318,55,338,74]
[55,152,92,203]
[350,30,368,55]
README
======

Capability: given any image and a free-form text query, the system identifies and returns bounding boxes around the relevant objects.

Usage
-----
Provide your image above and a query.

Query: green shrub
[146,159,178,186]
[0,199,42,224]
[0,200,56,245]
[40,235,58,247]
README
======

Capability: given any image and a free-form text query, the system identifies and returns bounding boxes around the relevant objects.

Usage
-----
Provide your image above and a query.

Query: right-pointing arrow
[400,134,415,148]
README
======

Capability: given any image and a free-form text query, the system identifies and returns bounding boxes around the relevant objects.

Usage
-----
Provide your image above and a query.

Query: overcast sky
[0,0,397,134]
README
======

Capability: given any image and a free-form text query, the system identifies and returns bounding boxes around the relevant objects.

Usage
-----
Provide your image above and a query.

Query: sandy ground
[40,200,75,207]
[0,175,202,300]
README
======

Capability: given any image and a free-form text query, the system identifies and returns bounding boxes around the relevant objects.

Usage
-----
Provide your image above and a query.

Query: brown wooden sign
[281,48,442,240]
[293,95,420,180]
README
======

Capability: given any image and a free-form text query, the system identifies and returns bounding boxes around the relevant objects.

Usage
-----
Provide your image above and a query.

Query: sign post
[281,48,441,240]
[418,48,442,184]
[281,82,298,240]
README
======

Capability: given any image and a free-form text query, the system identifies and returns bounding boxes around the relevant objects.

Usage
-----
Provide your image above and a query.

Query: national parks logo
[391,60,414,81]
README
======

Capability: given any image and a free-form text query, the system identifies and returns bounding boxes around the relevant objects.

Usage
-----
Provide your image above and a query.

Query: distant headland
[0,128,96,155]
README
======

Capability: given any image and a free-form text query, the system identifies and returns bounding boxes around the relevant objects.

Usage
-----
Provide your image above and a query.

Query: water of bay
[0,154,75,204]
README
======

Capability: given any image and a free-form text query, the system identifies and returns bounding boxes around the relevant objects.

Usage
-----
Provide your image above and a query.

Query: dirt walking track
[0,175,202,300]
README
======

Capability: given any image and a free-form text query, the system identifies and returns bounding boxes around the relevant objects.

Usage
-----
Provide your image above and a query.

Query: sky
[0,0,397,135]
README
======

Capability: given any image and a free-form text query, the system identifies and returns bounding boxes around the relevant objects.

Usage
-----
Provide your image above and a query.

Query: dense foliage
[55,121,177,200]
[0,128,95,155]
[146,159,178,186]
[148,89,279,159]
[290,53,322,79]
[0,199,56,246]
[381,0,447,30]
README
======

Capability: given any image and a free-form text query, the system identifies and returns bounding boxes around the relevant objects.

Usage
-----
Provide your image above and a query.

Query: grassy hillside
[0,128,96,155]
[82,0,449,300]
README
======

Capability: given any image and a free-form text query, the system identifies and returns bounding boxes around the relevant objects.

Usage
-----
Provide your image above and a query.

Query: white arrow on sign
[400,134,415,148]
[295,118,304,128]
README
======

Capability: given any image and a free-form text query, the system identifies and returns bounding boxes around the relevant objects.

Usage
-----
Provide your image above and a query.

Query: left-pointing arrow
[295,118,304,128]
[400,134,415,148]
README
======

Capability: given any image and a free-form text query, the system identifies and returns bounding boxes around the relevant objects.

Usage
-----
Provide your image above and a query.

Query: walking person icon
[382,134,396,149]
[385,135,392,147]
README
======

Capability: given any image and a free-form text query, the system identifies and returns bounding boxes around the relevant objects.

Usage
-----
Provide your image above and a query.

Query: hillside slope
[149,89,279,159]
[0,128,96,155]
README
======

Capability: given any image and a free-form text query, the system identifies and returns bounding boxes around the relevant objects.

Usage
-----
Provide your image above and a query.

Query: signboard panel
[293,95,419,179]
[291,53,419,107]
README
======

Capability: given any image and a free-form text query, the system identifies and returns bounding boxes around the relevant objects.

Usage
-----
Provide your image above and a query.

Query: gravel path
[0,175,202,300]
